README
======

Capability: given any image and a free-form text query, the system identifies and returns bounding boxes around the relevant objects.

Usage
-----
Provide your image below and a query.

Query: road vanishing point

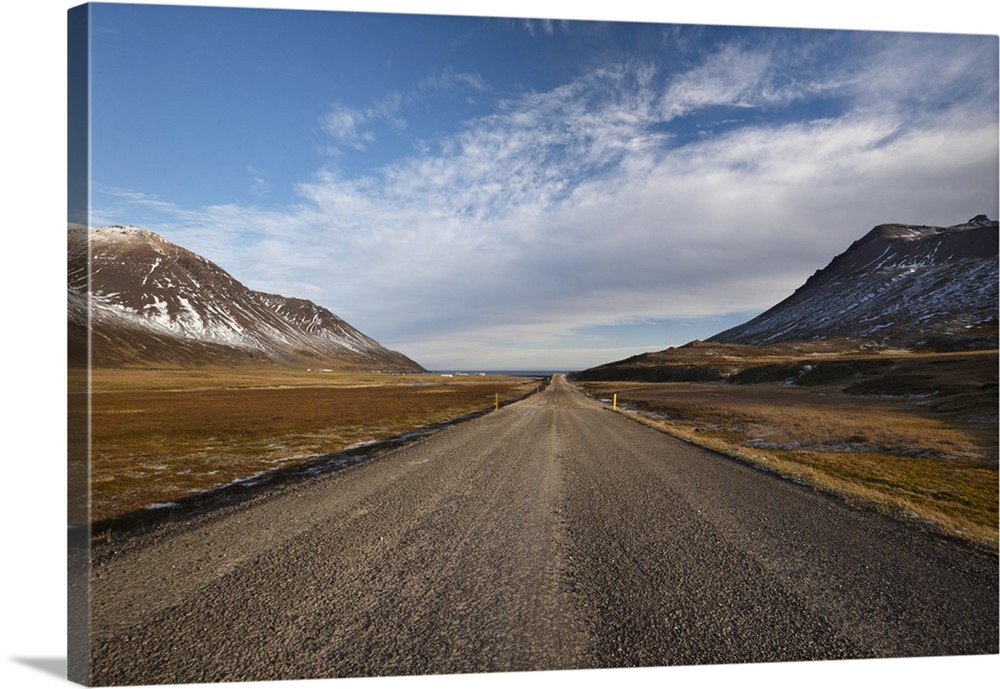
[86,375,998,684]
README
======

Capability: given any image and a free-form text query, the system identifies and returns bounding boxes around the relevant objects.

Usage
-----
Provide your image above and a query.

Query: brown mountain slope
[711,215,998,350]
[68,225,424,371]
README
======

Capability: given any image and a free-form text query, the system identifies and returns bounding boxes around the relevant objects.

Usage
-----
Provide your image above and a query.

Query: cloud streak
[321,92,407,153]
[420,66,488,92]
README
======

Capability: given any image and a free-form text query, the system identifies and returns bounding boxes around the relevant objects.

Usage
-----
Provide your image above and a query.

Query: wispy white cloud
[521,18,568,37]
[661,44,775,118]
[246,165,269,196]
[849,32,999,117]
[321,92,407,153]
[420,66,488,92]
[321,104,377,151]
[98,31,998,369]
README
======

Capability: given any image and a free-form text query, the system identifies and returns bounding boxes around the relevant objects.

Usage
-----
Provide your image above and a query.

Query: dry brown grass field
[75,368,541,525]
[574,345,998,550]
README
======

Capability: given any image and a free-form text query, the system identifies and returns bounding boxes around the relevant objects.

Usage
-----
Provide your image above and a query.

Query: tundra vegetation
[75,368,540,525]
[573,340,998,551]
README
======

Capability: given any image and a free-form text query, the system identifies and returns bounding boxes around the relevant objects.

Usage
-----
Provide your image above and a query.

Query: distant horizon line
[430,369,566,375]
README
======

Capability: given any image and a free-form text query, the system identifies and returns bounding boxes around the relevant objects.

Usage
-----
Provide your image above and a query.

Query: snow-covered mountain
[68,225,425,371]
[711,215,998,350]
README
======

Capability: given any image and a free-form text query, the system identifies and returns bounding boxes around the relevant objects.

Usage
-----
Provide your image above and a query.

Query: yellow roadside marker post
[613,393,617,411]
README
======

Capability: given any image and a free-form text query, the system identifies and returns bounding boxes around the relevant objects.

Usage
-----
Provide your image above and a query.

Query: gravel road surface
[86,375,998,684]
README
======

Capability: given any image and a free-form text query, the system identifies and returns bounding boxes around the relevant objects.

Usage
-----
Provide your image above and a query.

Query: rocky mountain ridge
[68,225,425,371]
[710,215,998,349]
[575,215,998,383]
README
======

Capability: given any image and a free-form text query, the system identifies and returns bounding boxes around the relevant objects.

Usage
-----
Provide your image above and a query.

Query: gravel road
[86,375,998,685]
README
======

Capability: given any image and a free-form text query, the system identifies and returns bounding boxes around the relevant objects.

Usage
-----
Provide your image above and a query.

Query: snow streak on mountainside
[711,215,999,350]
[67,225,425,371]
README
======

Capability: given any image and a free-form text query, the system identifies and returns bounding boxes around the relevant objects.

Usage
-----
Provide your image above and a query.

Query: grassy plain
[77,368,541,524]
[574,344,998,550]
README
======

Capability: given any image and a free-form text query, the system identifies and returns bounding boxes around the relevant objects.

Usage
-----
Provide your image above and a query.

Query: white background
[3,1,997,688]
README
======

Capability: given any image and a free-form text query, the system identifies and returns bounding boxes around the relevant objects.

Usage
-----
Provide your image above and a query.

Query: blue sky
[81,1,998,371]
